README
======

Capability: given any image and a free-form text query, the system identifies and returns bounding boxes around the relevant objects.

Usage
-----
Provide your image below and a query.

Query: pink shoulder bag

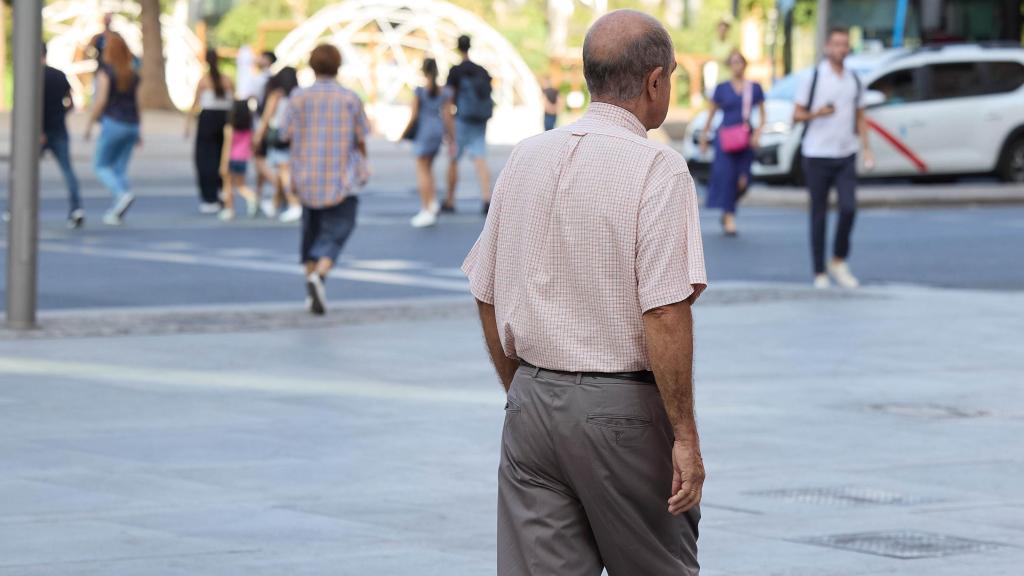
[718,81,753,153]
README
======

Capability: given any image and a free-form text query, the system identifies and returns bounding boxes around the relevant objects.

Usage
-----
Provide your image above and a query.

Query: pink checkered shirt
[462,102,707,373]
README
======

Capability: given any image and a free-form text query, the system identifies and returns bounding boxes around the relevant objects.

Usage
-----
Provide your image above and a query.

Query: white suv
[685,45,1024,184]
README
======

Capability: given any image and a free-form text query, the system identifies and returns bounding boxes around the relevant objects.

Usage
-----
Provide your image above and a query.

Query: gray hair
[583,21,674,101]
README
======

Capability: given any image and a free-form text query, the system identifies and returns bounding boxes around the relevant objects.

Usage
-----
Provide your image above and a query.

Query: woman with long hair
[186,48,234,214]
[253,66,302,222]
[406,58,449,228]
[84,32,141,226]
[700,49,765,236]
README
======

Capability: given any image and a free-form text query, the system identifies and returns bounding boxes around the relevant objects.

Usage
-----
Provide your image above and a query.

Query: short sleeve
[635,164,707,312]
[794,72,813,108]
[753,82,765,106]
[461,167,510,304]
[712,82,725,106]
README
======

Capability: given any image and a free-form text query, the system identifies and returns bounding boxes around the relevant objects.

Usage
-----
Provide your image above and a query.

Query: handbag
[718,81,753,153]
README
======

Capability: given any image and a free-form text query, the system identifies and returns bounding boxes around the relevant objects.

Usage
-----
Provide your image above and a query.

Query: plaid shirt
[281,79,369,209]
[462,103,707,372]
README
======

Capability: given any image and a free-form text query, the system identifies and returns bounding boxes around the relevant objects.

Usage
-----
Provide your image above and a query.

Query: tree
[138,0,175,109]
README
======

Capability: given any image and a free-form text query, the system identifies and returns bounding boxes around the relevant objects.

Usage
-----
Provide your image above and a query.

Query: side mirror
[863,89,887,108]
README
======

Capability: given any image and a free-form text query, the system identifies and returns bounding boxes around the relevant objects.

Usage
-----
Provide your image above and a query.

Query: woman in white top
[186,49,234,214]
[253,66,302,222]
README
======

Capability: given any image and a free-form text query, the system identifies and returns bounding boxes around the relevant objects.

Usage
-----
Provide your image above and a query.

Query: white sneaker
[67,209,86,229]
[279,205,303,223]
[428,199,440,215]
[218,208,235,221]
[198,202,221,214]
[410,209,438,228]
[245,197,259,218]
[112,192,135,219]
[813,274,830,289]
[828,261,860,289]
[260,199,277,218]
[102,212,122,226]
[306,273,327,315]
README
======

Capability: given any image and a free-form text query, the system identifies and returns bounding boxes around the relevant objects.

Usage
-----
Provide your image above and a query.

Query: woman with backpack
[699,49,765,236]
[405,58,449,228]
[186,49,234,214]
[253,66,303,222]
[84,32,141,226]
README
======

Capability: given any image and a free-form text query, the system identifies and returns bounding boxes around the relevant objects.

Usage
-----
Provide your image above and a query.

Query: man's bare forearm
[643,300,699,442]
[476,300,518,391]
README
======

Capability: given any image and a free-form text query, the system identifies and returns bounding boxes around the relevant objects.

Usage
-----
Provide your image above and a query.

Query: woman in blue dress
[700,49,765,236]
[407,58,450,228]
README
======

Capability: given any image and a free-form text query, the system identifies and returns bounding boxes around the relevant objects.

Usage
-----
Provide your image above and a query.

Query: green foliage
[214,0,293,48]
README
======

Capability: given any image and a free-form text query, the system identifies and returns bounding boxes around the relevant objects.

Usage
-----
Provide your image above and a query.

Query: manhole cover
[869,403,990,419]
[796,531,1007,559]
[748,487,936,506]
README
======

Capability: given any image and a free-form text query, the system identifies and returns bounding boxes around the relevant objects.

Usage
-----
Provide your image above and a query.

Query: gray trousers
[499,365,700,575]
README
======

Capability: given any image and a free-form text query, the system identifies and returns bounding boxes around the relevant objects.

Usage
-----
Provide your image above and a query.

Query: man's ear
[648,66,665,99]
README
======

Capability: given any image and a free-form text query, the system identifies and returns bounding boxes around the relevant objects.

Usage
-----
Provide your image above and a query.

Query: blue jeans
[94,117,139,199]
[42,131,81,213]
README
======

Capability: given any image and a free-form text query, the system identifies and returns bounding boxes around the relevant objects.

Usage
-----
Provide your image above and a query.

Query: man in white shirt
[794,26,874,289]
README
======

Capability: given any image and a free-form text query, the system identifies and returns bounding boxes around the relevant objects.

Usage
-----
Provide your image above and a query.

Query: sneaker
[102,212,122,226]
[410,209,438,228]
[813,274,830,290]
[198,202,221,214]
[112,192,135,219]
[245,197,259,218]
[279,205,303,223]
[260,199,278,218]
[440,202,456,214]
[428,199,440,215]
[218,208,235,221]
[306,273,326,315]
[828,260,860,289]
[67,209,85,229]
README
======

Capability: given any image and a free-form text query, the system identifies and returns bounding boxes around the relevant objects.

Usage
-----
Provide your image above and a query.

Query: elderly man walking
[463,10,707,576]
[281,44,369,315]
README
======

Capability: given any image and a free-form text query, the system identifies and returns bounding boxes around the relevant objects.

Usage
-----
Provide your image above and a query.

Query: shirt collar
[585,102,648,138]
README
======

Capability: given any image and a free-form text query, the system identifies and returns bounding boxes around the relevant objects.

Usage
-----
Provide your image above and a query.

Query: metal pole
[815,0,831,61]
[7,0,42,330]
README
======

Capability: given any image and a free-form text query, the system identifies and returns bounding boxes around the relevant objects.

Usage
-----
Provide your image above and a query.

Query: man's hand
[862,148,876,171]
[814,104,836,118]
[668,439,705,515]
[40,134,48,147]
[698,132,709,156]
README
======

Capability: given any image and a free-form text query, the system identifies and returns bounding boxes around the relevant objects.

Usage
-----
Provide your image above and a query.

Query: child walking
[219,100,258,220]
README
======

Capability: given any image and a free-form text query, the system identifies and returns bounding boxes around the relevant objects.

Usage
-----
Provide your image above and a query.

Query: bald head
[583,10,674,102]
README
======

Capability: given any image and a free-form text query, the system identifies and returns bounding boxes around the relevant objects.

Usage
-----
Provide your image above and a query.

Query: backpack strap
[801,66,820,143]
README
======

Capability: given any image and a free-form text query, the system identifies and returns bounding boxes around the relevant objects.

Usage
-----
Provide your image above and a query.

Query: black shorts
[301,196,359,264]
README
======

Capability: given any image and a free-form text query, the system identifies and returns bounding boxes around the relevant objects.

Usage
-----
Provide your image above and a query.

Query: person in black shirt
[42,43,83,228]
[442,35,493,215]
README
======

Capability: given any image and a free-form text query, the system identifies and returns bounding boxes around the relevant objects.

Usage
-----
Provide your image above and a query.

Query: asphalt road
[2,141,1023,311]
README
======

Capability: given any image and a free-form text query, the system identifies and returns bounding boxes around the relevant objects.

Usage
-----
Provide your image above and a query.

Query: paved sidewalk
[1,283,1021,575]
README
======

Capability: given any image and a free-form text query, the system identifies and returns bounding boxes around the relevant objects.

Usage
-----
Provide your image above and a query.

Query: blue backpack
[457,71,493,124]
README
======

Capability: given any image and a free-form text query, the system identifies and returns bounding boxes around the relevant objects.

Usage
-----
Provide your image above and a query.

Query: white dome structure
[43,0,203,111]
[274,0,544,144]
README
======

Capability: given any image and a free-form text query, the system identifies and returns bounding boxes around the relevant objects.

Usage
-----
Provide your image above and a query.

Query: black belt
[519,361,656,384]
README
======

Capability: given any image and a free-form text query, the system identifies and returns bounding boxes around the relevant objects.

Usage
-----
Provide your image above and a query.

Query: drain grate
[796,530,1007,559]
[749,486,936,506]
[869,403,990,419]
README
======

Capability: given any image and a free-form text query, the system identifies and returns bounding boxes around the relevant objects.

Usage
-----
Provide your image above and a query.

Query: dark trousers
[300,197,359,264]
[194,109,227,204]
[803,154,858,275]
[42,131,81,213]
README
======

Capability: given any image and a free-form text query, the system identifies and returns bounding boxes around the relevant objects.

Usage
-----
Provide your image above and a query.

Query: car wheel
[997,136,1024,183]
[788,152,805,187]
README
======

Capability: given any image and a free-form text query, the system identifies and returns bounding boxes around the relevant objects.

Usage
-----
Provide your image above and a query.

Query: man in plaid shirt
[281,44,369,315]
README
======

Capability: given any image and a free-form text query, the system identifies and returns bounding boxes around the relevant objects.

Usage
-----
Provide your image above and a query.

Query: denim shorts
[455,119,487,160]
[228,160,248,175]
[301,196,359,264]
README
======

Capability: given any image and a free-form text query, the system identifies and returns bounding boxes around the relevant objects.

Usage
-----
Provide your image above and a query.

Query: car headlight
[760,121,792,136]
